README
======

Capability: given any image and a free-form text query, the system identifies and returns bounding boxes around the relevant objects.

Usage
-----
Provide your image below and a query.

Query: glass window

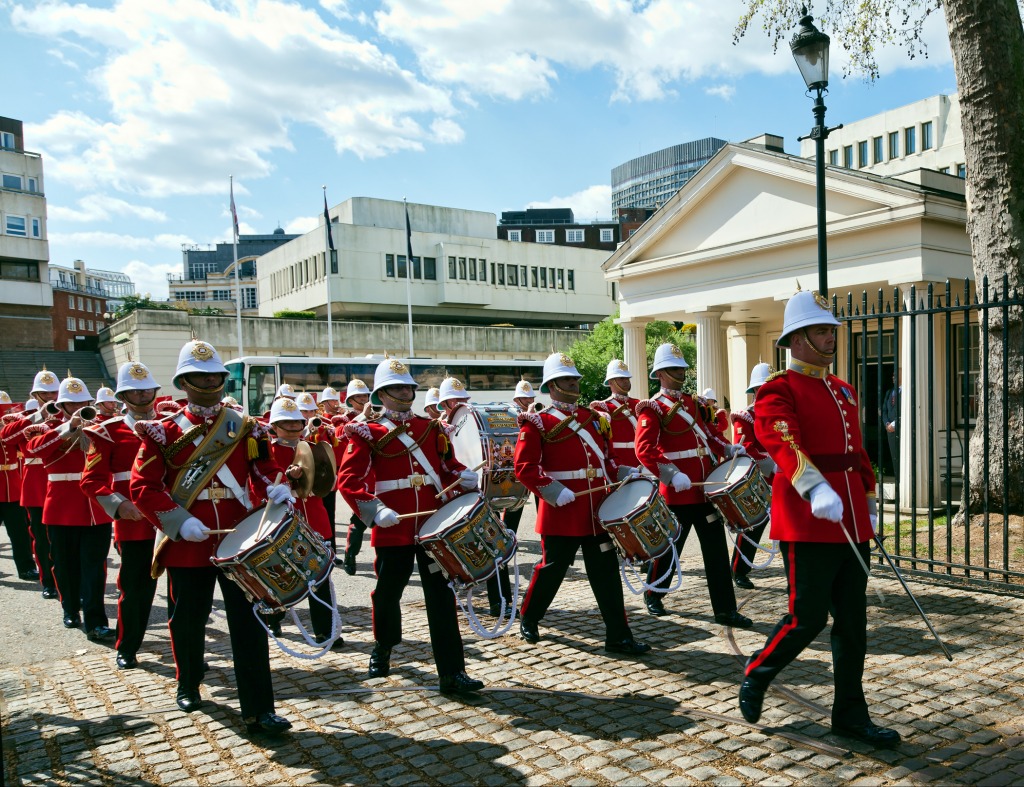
[28,177,37,192]
[86,298,92,311]
[448,256,456,279]
[77,296,84,309]
[412,256,421,279]
[247,364,278,416]
[889,131,899,159]
[490,262,495,283]
[0,132,14,149]
[873,136,884,164]
[66,316,74,330]
[939,166,950,174]
[243,288,257,309]
[536,229,554,243]
[397,255,407,278]
[953,322,980,427]
[549,267,556,288]
[557,269,564,289]
[2,174,23,190]
[507,265,518,286]
[600,228,614,243]
[87,320,94,331]
[567,270,575,290]
[922,121,933,150]
[469,257,477,281]
[843,146,853,168]
[424,257,436,280]
[31,218,41,238]
[531,267,538,287]
[857,140,868,168]
[497,265,505,285]
[540,268,547,288]
[458,257,467,279]
[519,265,527,286]
[828,149,838,166]
[468,365,518,392]
[78,318,85,330]
[565,229,584,243]
[905,126,916,155]
[69,293,74,308]
[957,163,966,178]
[385,254,395,277]
[479,259,487,281]
[5,214,27,236]
[508,229,521,242]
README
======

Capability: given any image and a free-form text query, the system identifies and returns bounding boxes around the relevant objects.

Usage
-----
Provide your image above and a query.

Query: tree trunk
[943,0,1024,519]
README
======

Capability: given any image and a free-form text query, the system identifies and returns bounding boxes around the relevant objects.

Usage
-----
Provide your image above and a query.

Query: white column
[616,317,650,380]
[693,310,726,400]
[727,322,762,410]
[898,283,937,510]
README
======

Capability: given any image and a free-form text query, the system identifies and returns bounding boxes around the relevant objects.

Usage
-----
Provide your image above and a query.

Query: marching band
[0,292,899,750]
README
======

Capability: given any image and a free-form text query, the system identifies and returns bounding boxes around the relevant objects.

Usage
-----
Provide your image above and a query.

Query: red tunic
[731,406,769,461]
[590,395,641,469]
[27,423,113,527]
[81,415,155,542]
[513,403,620,537]
[337,412,465,547]
[269,440,331,541]
[634,391,731,505]
[753,364,876,544]
[0,414,26,502]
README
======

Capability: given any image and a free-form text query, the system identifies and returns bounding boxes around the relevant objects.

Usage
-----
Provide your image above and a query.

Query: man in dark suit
[882,371,901,474]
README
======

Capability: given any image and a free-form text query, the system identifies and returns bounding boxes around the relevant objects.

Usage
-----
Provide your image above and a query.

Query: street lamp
[791,6,840,296]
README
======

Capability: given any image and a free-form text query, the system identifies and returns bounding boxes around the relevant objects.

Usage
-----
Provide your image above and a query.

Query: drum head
[706,455,753,486]
[217,502,289,557]
[600,478,656,519]
[418,492,484,539]
[450,409,486,469]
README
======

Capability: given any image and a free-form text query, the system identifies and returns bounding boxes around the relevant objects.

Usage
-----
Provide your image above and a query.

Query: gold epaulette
[765,370,787,383]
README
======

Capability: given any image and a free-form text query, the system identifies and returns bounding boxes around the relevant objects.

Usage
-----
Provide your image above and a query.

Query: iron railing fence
[834,276,1023,590]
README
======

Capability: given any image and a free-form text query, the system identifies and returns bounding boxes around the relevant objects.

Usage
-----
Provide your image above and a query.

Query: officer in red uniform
[26,376,115,639]
[0,390,38,583]
[515,352,649,655]
[589,359,642,471]
[337,379,372,575]
[738,290,899,748]
[729,363,776,590]
[129,339,294,734]
[634,344,752,627]
[337,358,484,694]
[81,361,161,669]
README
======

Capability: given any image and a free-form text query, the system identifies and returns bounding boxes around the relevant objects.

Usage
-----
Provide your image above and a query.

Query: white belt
[112,471,131,482]
[664,447,709,460]
[0,463,18,471]
[48,473,82,482]
[547,468,605,480]
[611,441,635,449]
[24,458,42,466]
[375,474,438,493]
[196,488,237,501]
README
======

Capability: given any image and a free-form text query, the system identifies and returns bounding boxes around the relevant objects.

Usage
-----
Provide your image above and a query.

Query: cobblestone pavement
[3,501,1024,785]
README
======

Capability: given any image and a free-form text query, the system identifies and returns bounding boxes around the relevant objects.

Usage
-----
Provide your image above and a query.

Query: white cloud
[122,259,180,300]
[48,231,193,250]
[705,84,735,101]
[49,194,168,223]
[527,184,612,221]
[284,215,319,234]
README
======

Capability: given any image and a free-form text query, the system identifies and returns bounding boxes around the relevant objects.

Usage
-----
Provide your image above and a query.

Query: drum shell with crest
[211,501,334,611]
[449,404,528,510]
[598,477,681,562]
[703,456,772,533]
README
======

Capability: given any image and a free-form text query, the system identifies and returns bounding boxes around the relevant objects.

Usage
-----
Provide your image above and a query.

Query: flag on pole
[324,194,335,251]
[405,201,414,266]
[229,178,240,242]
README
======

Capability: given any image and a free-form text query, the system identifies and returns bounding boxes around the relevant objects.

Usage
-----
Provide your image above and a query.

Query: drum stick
[435,461,488,499]
[256,472,285,537]
[573,481,623,498]
[691,481,728,487]
[396,509,437,521]
[206,529,236,534]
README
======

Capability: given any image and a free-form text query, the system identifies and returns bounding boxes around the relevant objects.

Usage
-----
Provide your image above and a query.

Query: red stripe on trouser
[519,537,551,618]
[370,550,381,641]
[166,573,182,681]
[746,541,798,675]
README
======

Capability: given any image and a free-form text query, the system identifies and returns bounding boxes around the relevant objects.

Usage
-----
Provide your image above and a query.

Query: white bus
[224,355,548,416]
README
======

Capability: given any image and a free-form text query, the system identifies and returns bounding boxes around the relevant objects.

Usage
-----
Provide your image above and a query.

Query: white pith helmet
[650,343,689,378]
[56,376,93,404]
[31,369,60,394]
[777,289,840,348]
[95,387,118,404]
[701,388,717,402]
[746,362,773,393]
[269,397,304,425]
[438,376,471,405]
[514,380,536,399]
[371,358,417,406]
[346,379,371,400]
[603,359,632,385]
[424,387,441,407]
[276,383,297,399]
[24,399,39,412]
[173,340,227,389]
[0,391,12,406]
[320,386,341,403]
[115,362,160,397]
[221,395,243,411]
[295,392,317,412]
[540,352,582,393]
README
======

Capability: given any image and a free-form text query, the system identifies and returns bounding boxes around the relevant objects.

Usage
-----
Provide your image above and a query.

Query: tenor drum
[416,492,517,587]
[598,478,680,562]
[450,404,528,510]
[211,502,334,611]
[704,456,772,533]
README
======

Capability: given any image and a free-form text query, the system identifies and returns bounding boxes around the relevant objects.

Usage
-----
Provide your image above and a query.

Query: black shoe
[519,619,541,644]
[343,550,357,576]
[333,556,344,568]
[270,621,283,638]
[246,712,292,735]
[738,678,766,723]
[645,594,668,616]
[368,643,392,678]
[734,574,755,590]
[832,722,902,748]
[202,661,210,675]
[63,614,81,629]
[176,689,203,713]
[42,587,58,600]
[439,671,484,694]
[19,569,40,581]
[715,610,753,628]
[87,626,116,642]
[488,604,504,617]
[116,653,138,670]
[605,637,652,656]
[315,633,345,649]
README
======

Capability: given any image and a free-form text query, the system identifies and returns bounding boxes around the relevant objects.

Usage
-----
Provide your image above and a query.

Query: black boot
[368,643,391,678]
[644,592,668,616]
[344,519,365,576]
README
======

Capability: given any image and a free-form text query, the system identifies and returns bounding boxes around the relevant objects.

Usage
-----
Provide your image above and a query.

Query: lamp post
[790,6,840,296]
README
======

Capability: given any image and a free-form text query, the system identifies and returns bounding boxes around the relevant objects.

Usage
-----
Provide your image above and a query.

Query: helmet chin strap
[801,328,836,362]
[379,388,413,409]
[549,379,580,401]
[180,378,226,395]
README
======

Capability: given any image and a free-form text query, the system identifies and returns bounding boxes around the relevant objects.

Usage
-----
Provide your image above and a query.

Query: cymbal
[292,440,337,499]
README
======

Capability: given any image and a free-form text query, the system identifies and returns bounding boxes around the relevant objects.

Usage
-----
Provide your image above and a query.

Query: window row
[67,294,102,314]
[829,121,936,169]
[2,213,42,238]
[0,260,39,282]
[384,254,438,280]
[65,317,96,332]
[1,172,40,193]
[506,228,613,244]
[445,256,576,291]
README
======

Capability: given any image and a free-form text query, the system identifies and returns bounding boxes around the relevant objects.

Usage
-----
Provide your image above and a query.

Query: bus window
[412,364,468,390]
[468,366,517,391]
[248,365,277,415]
[224,362,244,397]
[518,366,542,387]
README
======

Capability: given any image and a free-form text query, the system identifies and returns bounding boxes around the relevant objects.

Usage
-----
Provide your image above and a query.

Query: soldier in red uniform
[437,376,471,423]
[81,361,161,669]
[514,352,649,655]
[590,359,642,472]
[738,290,899,748]
[26,376,115,639]
[94,387,121,419]
[634,344,752,628]
[701,388,731,441]
[337,379,372,575]
[423,387,442,420]
[0,390,38,583]
[337,358,484,694]
[729,363,776,590]
[129,340,294,734]
[296,391,342,563]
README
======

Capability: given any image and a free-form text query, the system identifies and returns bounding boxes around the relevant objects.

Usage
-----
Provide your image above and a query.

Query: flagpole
[323,185,334,357]
[404,198,414,358]
[230,176,242,359]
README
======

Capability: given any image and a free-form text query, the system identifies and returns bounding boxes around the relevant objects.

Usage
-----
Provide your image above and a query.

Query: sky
[2,0,959,300]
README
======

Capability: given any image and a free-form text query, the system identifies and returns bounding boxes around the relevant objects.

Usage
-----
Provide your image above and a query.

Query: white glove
[554,488,576,507]
[458,469,479,490]
[870,514,879,532]
[809,482,844,523]
[774,462,781,474]
[671,472,692,493]
[266,482,296,505]
[728,443,747,458]
[374,507,400,527]
[626,467,642,480]
[180,517,210,542]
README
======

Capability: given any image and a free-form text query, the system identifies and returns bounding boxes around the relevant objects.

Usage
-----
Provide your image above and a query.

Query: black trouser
[731,519,770,578]
[1,501,36,575]
[27,507,56,590]
[745,540,871,727]
[371,544,466,677]
[47,523,112,631]
[166,566,275,720]
[114,539,158,657]
[322,491,337,554]
[345,515,368,557]
[647,503,737,616]
[887,431,900,474]
[520,533,631,642]
[486,505,524,609]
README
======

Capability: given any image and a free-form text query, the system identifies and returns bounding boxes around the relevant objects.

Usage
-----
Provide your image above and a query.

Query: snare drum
[598,478,680,562]
[211,502,333,611]
[416,492,517,587]
[704,456,771,533]
[450,404,528,510]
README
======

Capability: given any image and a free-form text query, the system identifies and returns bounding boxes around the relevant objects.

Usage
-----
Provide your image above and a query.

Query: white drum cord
[620,538,684,595]
[253,570,343,660]
[731,530,780,570]
[458,554,520,639]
